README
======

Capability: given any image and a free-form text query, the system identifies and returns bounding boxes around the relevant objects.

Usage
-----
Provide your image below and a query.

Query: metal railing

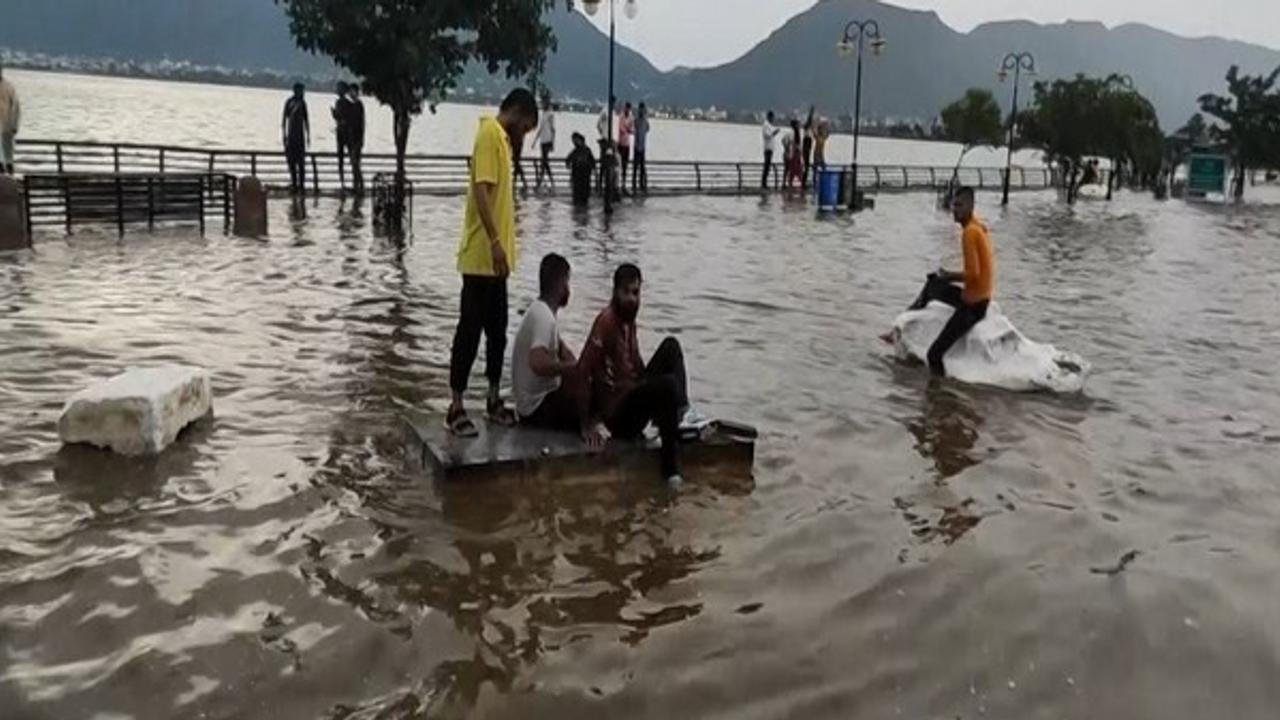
[12,138,1055,196]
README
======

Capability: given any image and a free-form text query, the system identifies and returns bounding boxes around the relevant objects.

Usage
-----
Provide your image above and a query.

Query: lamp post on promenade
[998,51,1036,206]
[583,0,638,215]
[837,19,886,210]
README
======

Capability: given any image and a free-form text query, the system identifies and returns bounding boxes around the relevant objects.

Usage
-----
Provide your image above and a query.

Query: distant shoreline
[5,62,968,147]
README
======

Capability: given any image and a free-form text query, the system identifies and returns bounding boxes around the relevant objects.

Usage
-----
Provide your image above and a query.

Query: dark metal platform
[402,408,756,483]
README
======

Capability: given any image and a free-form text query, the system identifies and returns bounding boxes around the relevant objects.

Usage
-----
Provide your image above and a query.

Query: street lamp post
[998,51,1036,206]
[584,0,638,215]
[837,19,885,210]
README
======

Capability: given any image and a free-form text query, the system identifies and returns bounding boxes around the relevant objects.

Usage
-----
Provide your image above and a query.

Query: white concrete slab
[58,365,213,455]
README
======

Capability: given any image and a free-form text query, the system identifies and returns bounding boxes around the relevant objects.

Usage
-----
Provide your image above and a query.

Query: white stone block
[59,366,213,455]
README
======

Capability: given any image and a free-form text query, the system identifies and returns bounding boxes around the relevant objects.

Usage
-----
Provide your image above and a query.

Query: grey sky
[582,0,1280,71]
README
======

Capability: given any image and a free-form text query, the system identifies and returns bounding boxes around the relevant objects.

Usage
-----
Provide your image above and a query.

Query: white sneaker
[680,405,710,429]
[666,474,685,490]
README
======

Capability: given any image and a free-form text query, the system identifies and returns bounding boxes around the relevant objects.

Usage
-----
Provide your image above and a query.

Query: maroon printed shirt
[578,305,644,420]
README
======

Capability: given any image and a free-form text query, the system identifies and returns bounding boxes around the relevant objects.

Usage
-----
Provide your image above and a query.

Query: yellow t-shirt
[457,116,517,276]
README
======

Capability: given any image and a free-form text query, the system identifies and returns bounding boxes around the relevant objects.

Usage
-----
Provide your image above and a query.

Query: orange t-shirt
[962,218,996,303]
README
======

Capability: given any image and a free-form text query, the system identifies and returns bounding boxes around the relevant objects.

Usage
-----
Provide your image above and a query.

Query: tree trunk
[392,105,411,235]
[1234,164,1246,201]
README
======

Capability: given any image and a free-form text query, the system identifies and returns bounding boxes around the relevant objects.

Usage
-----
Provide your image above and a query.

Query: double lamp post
[583,0,638,215]
[837,19,886,208]
[998,51,1036,206]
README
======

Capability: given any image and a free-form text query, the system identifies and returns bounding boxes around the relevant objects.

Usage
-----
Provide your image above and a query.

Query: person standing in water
[281,83,310,194]
[566,132,596,208]
[533,98,556,191]
[445,88,540,436]
[346,84,366,195]
[801,106,815,190]
[331,81,351,191]
[904,186,996,377]
[617,102,634,194]
[761,111,781,189]
[0,62,20,175]
[632,102,650,194]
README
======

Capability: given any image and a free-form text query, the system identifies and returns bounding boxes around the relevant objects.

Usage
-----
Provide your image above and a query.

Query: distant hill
[2,0,1279,125]
[660,0,1280,126]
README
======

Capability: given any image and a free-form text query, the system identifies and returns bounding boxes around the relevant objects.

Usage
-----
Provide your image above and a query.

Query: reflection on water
[4,188,1280,718]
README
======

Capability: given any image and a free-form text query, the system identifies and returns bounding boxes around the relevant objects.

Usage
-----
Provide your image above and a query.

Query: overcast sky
[582,0,1280,70]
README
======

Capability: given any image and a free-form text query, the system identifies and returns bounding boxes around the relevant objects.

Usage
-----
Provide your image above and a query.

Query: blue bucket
[817,169,841,211]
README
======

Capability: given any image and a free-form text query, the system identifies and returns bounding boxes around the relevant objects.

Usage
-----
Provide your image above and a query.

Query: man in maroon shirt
[578,264,689,484]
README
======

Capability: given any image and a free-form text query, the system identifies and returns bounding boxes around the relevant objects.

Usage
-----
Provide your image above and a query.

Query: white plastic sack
[891,302,1090,393]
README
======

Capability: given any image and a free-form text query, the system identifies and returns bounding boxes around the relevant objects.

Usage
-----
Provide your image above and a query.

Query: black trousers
[910,275,989,377]
[536,143,554,187]
[606,338,689,478]
[349,141,364,193]
[522,383,583,432]
[762,150,774,189]
[632,149,647,193]
[286,145,306,193]
[571,170,592,206]
[449,275,508,394]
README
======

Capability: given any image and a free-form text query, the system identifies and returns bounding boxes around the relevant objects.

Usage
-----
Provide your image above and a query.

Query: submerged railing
[13,138,1056,197]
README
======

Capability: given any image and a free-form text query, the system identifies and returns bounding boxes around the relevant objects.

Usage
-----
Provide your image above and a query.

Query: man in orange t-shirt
[907,186,996,377]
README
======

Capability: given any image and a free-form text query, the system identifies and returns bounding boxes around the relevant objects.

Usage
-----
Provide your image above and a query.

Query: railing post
[978,170,985,188]
[873,167,881,189]
[902,167,909,188]
[251,153,258,177]
[113,146,120,174]
[311,155,320,194]
[929,167,937,187]
[115,175,124,235]
[56,144,64,174]
[736,164,742,193]
[159,148,166,174]
[147,176,155,229]
[198,177,207,235]
[1018,167,1026,188]
[695,162,702,192]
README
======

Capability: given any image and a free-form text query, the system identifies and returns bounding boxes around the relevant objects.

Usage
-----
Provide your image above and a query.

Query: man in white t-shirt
[533,98,556,189]
[512,253,607,447]
[761,111,781,189]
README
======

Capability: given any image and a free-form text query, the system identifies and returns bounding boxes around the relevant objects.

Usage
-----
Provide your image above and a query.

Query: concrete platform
[402,409,756,483]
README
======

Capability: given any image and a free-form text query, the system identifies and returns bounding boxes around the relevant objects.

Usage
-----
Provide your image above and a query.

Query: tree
[1097,76,1163,198]
[1198,65,1280,200]
[1019,75,1109,203]
[939,88,1004,182]
[274,0,565,230]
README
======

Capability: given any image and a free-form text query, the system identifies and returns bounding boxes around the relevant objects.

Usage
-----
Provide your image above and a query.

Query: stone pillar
[0,176,29,251]
[233,176,268,238]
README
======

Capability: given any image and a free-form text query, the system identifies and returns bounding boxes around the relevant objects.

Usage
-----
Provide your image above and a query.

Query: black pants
[349,141,364,194]
[910,275,989,377]
[632,149,647,193]
[521,383,583,432]
[286,145,306,193]
[571,169,592,206]
[762,150,774,189]
[606,338,689,478]
[449,275,508,394]
[536,143,554,187]
[802,139,813,190]
[336,138,347,189]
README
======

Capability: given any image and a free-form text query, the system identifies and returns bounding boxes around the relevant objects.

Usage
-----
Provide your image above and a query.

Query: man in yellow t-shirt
[447,88,539,435]
[903,186,996,377]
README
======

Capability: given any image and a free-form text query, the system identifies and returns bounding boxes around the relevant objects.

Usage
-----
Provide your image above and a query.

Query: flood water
[4,186,1280,719]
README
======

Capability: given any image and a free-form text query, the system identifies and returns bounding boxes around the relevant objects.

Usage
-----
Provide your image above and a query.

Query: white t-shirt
[512,299,561,418]
[762,120,778,153]
[536,112,556,147]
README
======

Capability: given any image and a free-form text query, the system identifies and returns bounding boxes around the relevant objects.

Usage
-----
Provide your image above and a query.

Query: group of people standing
[446,88,692,486]
[522,95,653,208]
[761,108,830,191]
[280,81,366,195]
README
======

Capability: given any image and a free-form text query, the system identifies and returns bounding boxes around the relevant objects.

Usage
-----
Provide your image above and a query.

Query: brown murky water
[3,189,1280,719]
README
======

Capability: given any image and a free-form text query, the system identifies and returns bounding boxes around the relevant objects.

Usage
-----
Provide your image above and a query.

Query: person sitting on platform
[512,253,607,448]
[578,263,690,485]
[901,186,996,377]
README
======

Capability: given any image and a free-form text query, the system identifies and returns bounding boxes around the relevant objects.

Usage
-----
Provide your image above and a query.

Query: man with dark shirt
[578,264,690,485]
[282,83,310,194]
[565,132,595,207]
[346,84,366,195]
[332,81,350,191]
